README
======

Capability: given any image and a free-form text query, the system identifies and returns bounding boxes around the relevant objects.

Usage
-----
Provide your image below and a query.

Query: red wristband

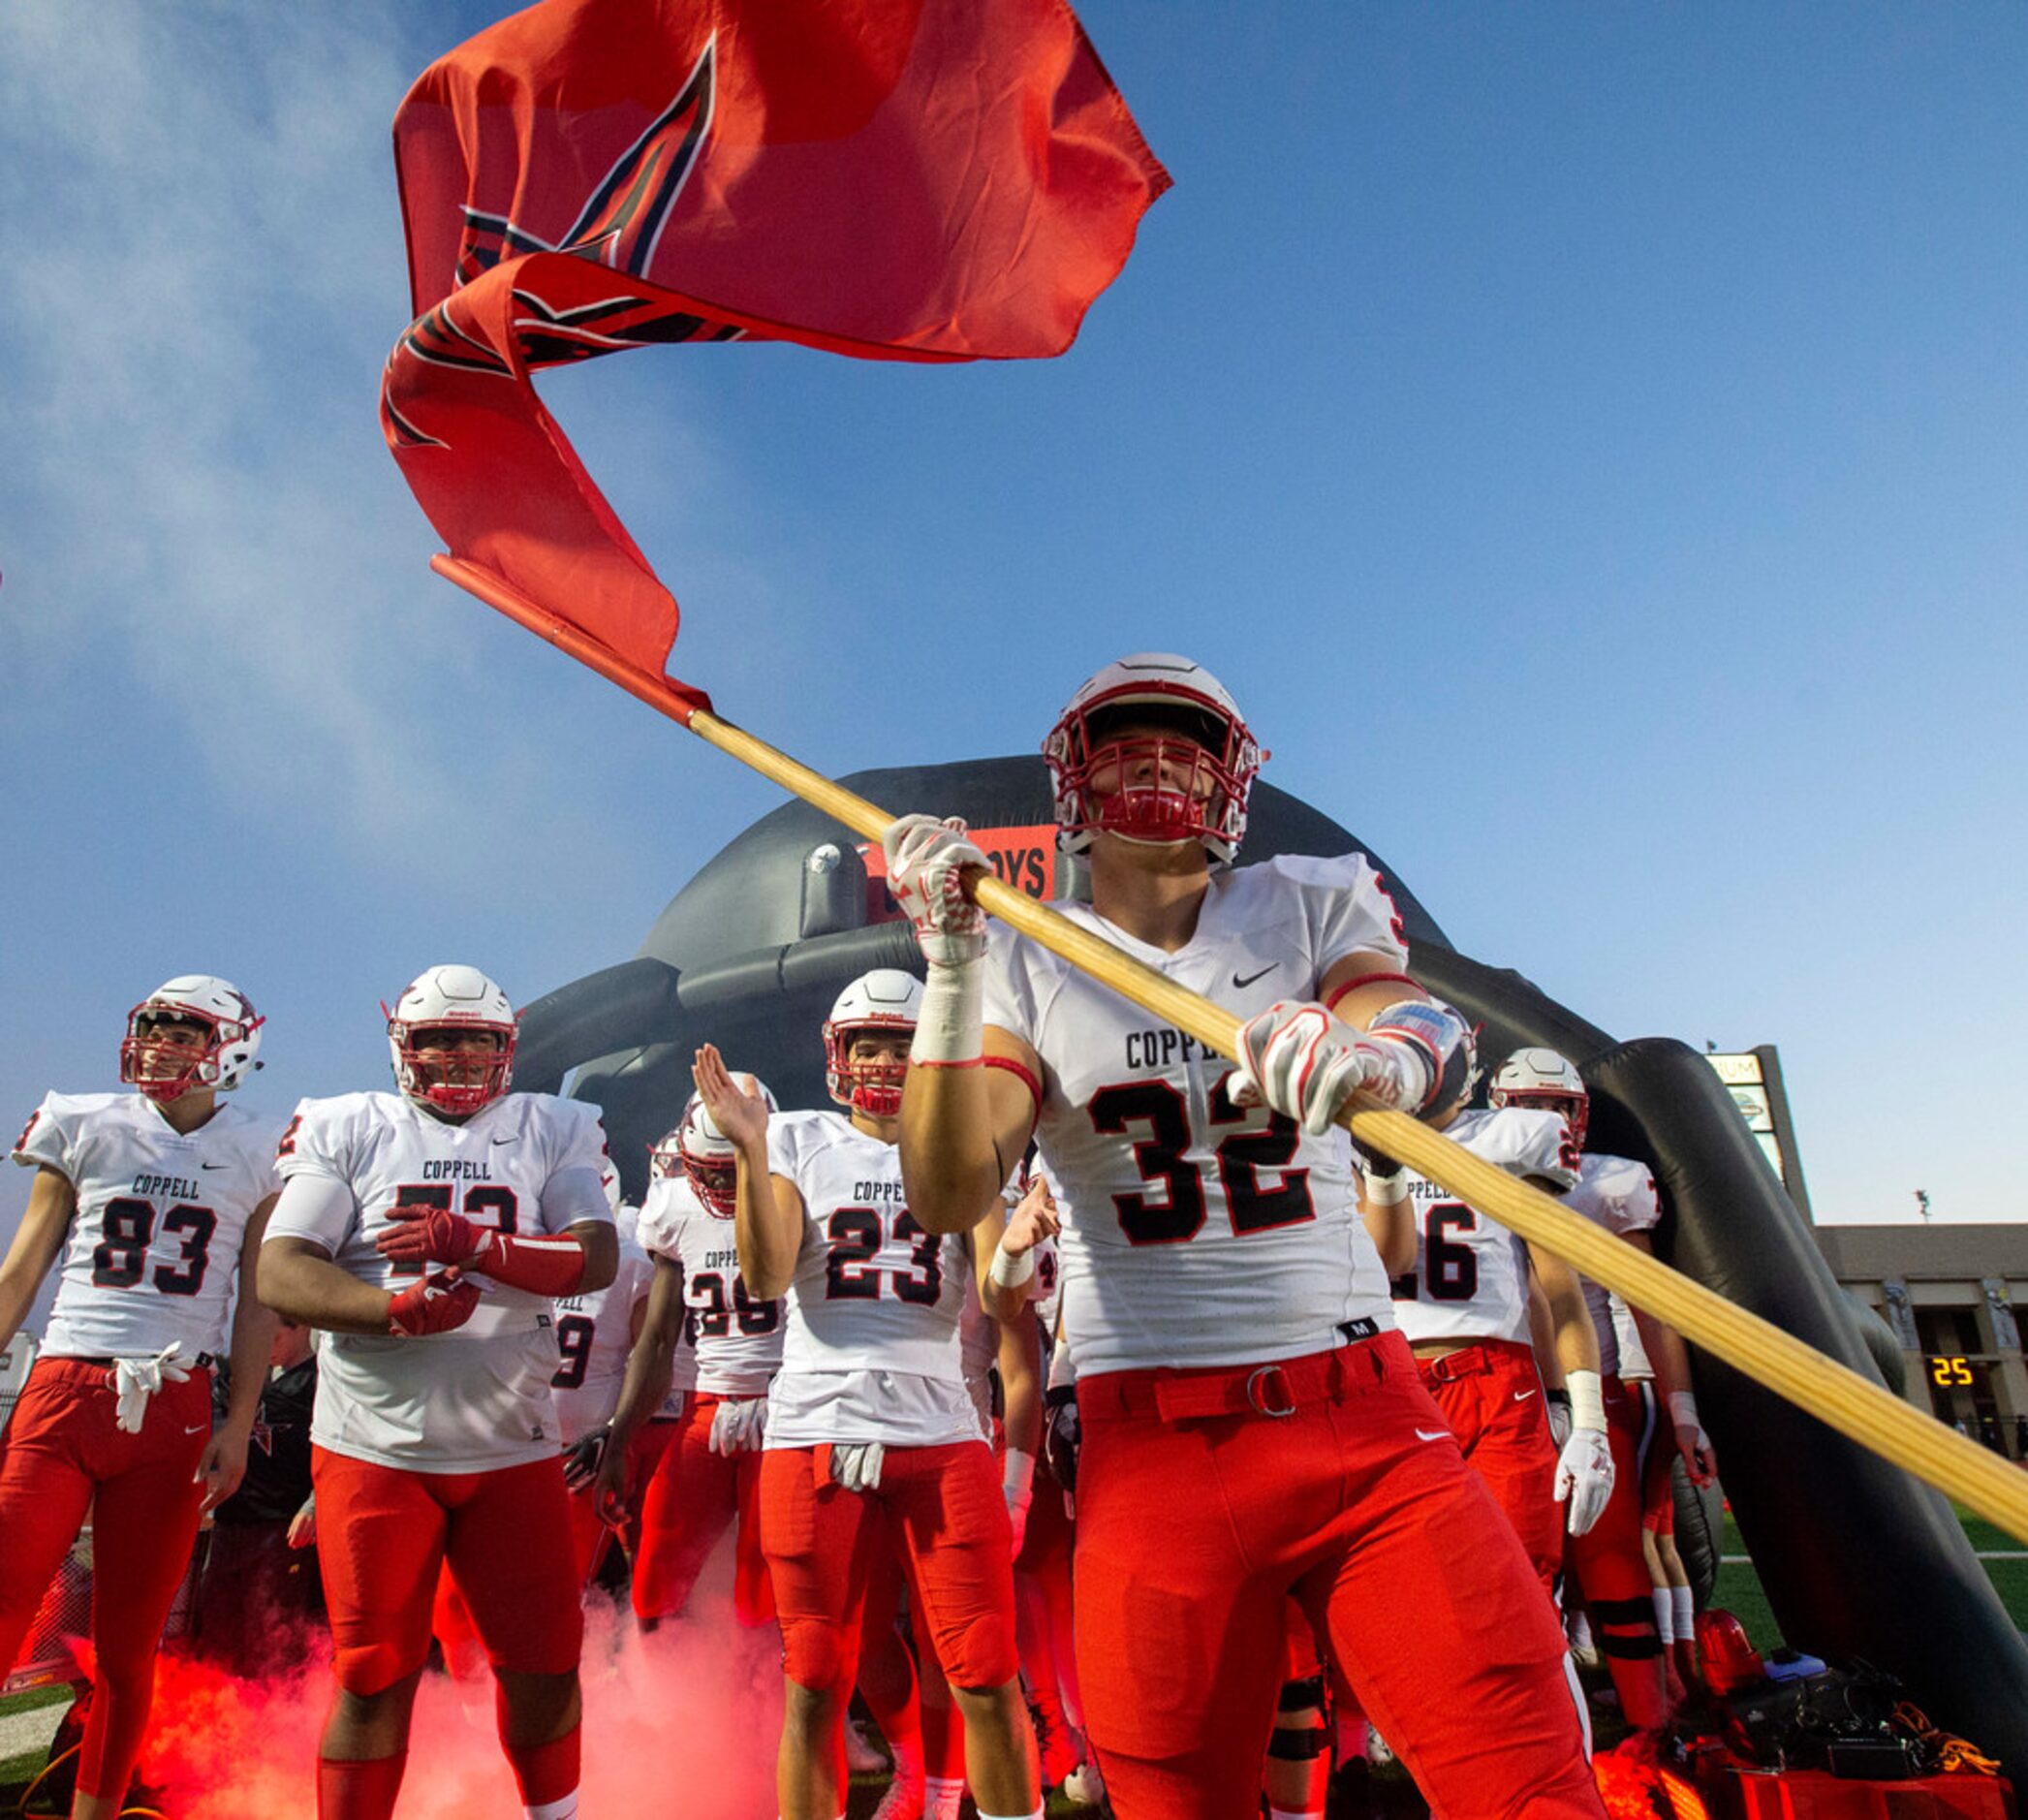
[474,1232,586,1297]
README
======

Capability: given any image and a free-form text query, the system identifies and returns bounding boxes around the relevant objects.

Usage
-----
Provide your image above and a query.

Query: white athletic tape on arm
[912,950,983,1067]
[1361,1171,1409,1207]
[989,1241,1036,1289]
[1568,1368,1607,1433]
[1668,1390,1701,1427]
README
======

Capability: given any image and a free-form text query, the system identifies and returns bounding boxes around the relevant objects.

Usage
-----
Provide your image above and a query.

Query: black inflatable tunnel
[1589,1038,2028,1784]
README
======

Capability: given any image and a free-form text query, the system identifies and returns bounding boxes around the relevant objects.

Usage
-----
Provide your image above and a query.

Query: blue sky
[3,0,2024,1269]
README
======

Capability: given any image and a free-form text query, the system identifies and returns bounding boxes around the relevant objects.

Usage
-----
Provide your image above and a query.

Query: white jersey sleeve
[14,1092,279,1363]
[265,1090,612,1473]
[1389,1107,1573,1348]
[982,854,1403,1378]
[764,1111,979,1449]
[1566,1151,1663,1375]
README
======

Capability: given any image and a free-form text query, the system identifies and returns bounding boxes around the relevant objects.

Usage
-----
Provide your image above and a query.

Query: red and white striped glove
[882,814,989,968]
[1230,1001,1426,1136]
[378,1205,587,1297]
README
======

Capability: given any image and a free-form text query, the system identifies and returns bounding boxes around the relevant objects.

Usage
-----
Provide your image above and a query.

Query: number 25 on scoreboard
[1930,1356,1975,1387]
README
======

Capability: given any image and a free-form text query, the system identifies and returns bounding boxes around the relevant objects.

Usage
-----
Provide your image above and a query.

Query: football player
[257,965,618,1820]
[1375,1057,1614,1591]
[0,976,280,1820]
[1489,1047,1718,1734]
[599,1086,783,1629]
[692,966,1041,1820]
[889,653,1606,1819]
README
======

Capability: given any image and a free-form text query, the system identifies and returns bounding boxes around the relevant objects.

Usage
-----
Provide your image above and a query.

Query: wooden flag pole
[435,554,2028,1543]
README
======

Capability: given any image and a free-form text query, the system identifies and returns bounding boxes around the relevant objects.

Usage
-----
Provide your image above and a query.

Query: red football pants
[431,1482,608,1684]
[631,1394,771,1624]
[1562,1375,1668,1727]
[1075,1333,1603,1820]
[312,1447,582,1694]
[760,1440,1017,1696]
[0,1357,211,1803]
[1632,1381,1676,1535]
[1419,1339,1564,1591]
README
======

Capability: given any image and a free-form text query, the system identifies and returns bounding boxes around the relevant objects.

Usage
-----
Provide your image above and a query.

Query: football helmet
[1044,652,1264,864]
[386,965,517,1115]
[119,975,265,1103]
[648,1125,686,1181]
[1489,1047,1589,1152]
[677,1077,778,1217]
[822,969,922,1119]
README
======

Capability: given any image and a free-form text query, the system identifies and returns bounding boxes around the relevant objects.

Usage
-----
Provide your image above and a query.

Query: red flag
[381,0,1169,691]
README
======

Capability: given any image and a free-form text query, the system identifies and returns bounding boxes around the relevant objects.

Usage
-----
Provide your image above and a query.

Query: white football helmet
[1489,1047,1589,1152]
[648,1125,686,1181]
[385,965,517,1115]
[677,1077,778,1217]
[1044,652,1264,865]
[119,975,264,1103]
[822,969,922,1118]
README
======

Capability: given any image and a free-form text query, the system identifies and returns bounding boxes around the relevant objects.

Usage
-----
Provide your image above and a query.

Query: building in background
[1705,1048,2028,1459]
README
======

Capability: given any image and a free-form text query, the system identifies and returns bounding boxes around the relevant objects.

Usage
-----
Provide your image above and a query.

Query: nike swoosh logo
[491,1137,516,1145]
[1513,1390,1537,1402]
[184,1424,209,1435]
[1416,1428,1450,1443]
[1232,964,1277,989]
[201,1162,227,1171]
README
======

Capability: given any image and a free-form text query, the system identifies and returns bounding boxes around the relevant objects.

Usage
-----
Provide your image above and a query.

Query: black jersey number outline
[690,1270,781,1335]
[823,1207,945,1303]
[552,1313,596,1389]
[89,1196,218,1297]
[1088,1076,1316,1247]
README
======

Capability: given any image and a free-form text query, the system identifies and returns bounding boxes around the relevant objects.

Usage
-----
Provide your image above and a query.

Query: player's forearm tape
[1004,1448,1036,1501]
[1361,1170,1409,1207]
[474,1232,586,1297]
[989,1241,1036,1289]
[1567,1368,1607,1433]
[912,950,983,1067]
[1668,1390,1701,1427]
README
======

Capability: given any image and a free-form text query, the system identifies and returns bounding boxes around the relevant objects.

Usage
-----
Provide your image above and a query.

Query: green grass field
[1711,1503,2028,1654]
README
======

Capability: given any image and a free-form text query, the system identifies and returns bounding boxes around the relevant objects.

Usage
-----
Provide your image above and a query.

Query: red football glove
[375,1203,484,1268]
[387,1266,481,1336]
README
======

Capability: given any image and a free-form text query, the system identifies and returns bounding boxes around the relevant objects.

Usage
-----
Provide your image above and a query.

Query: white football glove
[112,1344,194,1434]
[708,1396,768,1457]
[1554,1428,1616,1537]
[881,814,989,968]
[829,1440,886,1492]
[1230,1001,1426,1136]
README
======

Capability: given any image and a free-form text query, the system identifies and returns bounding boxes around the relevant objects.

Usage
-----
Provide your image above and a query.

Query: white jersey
[983,852,1405,1377]
[12,1093,279,1363]
[265,1090,612,1473]
[1564,1152,1661,1376]
[551,1209,656,1444]
[1390,1107,1578,1347]
[638,1177,784,1397]
[764,1110,978,1449]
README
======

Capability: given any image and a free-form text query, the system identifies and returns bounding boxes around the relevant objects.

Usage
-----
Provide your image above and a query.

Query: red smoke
[138,1592,782,1815]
